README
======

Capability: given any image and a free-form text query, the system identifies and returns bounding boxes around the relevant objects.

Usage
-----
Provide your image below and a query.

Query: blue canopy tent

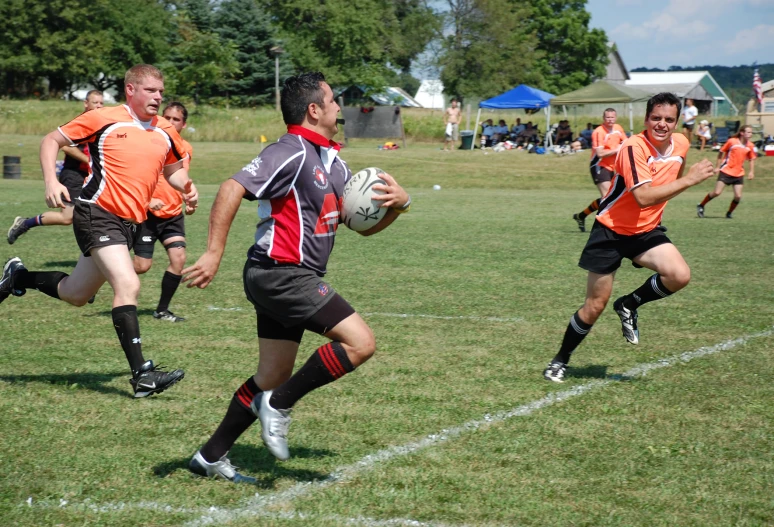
[472,85,555,149]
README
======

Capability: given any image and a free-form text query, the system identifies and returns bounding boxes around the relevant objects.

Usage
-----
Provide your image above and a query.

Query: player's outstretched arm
[631,159,714,207]
[182,178,246,289]
[40,131,72,208]
[360,172,410,236]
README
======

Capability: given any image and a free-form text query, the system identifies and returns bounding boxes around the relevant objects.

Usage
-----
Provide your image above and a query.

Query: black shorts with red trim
[718,172,744,186]
[134,212,186,259]
[578,220,671,275]
[73,201,138,256]
[243,260,354,342]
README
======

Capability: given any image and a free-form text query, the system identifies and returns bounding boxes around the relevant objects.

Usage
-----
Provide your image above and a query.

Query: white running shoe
[251,390,291,461]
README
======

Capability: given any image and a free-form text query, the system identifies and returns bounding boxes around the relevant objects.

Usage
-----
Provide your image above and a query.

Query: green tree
[163,13,240,104]
[261,0,437,89]
[524,0,608,94]
[213,0,289,105]
[438,0,541,100]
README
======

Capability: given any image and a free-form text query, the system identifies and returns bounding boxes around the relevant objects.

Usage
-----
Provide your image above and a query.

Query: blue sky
[587,0,774,69]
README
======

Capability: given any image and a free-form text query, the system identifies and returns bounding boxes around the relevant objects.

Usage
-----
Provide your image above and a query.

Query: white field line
[29,328,773,526]
[184,327,774,526]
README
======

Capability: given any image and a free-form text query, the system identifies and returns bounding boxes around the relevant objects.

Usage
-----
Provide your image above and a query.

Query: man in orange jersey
[0,65,198,398]
[543,93,714,383]
[133,102,195,322]
[572,108,626,232]
[696,124,756,219]
[7,90,104,244]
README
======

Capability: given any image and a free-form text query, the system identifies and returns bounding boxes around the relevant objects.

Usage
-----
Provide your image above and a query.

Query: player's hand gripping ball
[341,167,388,231]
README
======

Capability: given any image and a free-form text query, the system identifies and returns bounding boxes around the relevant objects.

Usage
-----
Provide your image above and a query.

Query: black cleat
[7,217,30,245]
[543,361,567,383]
[696,205,704,218]
[726,212,733,219]
[129,360,185,398]
[0,257,27,303]
[153,310,185,322]
[573,213,586,232]
[613,296,639,345]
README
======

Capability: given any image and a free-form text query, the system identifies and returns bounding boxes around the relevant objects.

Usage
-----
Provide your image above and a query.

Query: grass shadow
[42,260,79,268]
[154,444,332,487]
[0,370,131,398]
[567,364,609,380]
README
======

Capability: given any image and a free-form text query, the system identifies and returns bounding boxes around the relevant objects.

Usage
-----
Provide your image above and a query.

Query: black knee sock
[553,311,593,365]
[200,377,260,463]
[269,342,355,410]
[111,305,146,373]
[623,274,674,310]
[14,270,67,299]
[156,271,182,312]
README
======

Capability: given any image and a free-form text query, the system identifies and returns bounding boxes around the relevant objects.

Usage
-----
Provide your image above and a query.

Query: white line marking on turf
[184,327,774,526]
[361,312,524,323]
[206,306,243,311]
[28,328,774,526]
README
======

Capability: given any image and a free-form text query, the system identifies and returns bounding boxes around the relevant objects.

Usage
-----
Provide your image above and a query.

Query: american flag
[753,68,763,106]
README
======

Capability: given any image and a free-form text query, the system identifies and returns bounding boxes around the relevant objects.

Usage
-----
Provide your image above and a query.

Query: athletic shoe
[696,204,704,218]
[189,451,256,484]
[726,212,733,219]
[251,390,291,461]
[0,257,26,303]
[129,360,185,398]
[7,217,29,245]
[543,361,567,383]
[573,213,586,233]
[613,296,639,345]
[153,310,185,322]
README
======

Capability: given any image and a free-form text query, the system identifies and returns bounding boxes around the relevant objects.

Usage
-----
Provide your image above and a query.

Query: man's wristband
[393,195,411,214]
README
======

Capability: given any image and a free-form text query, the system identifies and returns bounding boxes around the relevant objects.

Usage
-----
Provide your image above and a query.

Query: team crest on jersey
[318,283,330,296]
[313,165,329,190]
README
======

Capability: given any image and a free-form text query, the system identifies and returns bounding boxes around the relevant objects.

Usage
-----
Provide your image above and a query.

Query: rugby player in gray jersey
[184,72,411,482]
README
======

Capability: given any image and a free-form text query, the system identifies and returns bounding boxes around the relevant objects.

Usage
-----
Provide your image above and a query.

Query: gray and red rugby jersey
[231,125,352,275]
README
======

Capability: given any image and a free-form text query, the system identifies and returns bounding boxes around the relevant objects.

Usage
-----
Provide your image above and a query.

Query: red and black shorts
[73,201,138,256]
[243,261,355,343]
[134,212,186,259]
[578,220,671,275]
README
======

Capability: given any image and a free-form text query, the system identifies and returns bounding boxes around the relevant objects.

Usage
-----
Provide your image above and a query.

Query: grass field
[1,138,773,526]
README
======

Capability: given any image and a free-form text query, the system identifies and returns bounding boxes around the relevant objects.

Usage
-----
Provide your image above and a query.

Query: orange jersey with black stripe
[591,124,626,170]
[150,138,192,218]
[58,105,188,223]
[718,137,756,178]
[596,131,689,235]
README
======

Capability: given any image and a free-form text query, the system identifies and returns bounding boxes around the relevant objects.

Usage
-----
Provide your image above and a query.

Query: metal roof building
[625,71,738,116]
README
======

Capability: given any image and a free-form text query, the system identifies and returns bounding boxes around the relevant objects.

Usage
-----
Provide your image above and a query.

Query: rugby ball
[341,167,388,231]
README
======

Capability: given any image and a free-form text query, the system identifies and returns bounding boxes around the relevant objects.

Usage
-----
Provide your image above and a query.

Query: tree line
[0,0,609,106]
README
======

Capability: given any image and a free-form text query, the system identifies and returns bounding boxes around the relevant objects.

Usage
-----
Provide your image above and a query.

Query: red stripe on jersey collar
[287,125,340,151]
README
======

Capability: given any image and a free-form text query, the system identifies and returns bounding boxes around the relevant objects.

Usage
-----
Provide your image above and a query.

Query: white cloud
[725,24,774,54]
[611,15,713,40]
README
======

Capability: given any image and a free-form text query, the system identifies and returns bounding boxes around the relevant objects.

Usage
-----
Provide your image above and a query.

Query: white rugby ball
[341,167,388,232]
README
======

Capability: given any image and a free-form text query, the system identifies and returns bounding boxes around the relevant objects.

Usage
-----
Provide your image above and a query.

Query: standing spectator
[443,98,461,151]
[543,92,714,383]
[7,90,104,244]
[696,125,756,219]
[682,98,698,144]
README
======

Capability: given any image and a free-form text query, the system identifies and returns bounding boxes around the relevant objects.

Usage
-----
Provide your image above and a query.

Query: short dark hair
[603,108,616,116]
[281,72,326,125]
[646,92,681,119]
[85,89,102,100]
[163,101,188,123]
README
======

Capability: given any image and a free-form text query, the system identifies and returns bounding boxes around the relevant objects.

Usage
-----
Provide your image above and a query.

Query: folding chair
[724,120,740,134]
[714,126,730,146]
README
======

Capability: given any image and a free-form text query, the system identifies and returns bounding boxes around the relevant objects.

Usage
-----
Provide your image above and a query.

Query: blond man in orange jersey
[0,65,199,398]
[543,92,714,383]
[696,125,756,219]
[133,102,195,323]
[573,108,626,232]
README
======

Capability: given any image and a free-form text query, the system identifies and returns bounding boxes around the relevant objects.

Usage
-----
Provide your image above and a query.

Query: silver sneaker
[7,217,29,245]
[251,390,291,461]
[189,451,256,484]
[696,204,704,218]
[543,361,567,383]
[613,296,639,345]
